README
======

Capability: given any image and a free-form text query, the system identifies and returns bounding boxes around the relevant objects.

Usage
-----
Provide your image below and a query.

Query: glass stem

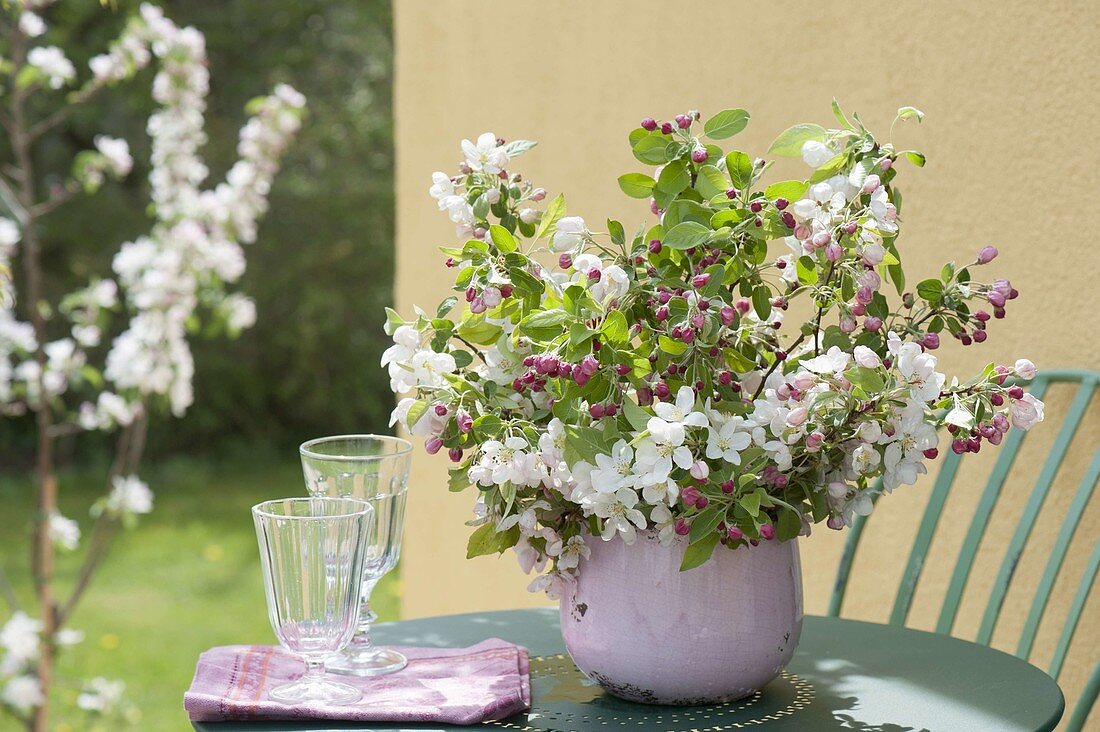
[347,591,379,658]
[304,658,326,683]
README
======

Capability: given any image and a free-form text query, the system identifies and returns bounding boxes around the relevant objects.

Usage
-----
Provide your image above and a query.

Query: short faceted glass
[252,497,373,705]
[300,434,412,676]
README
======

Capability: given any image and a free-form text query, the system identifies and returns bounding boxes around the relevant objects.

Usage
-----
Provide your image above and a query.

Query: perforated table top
[192,608,1064,731]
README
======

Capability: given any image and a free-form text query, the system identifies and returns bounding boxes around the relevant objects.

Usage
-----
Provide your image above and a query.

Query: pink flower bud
[434,404,448,416]
[825,242,843,262]
[692,273,711,288]
[448,447,463,463]
[794,224,811,241]
[531,188,547,201]
[660,121,674,135]
[482,287,502,307]
[457,411,473,433]
[640,117,658,131]
[587,267,602,282]
[725,187,739,199]
[811,230,831,249]
[589,403,605,419]
[727,525,744,541]
[864,316,883,332]
[691,147,708,163]
[880,158,893,171]
[690,461,709,480]
[470,297,486,314]
[842,220,859,235]
[558,253,572,269]
[827,515,845,530]
[425,437,444,454]
[862,174,881,193]
[806,431,824,452]
[840,316,857,334]
[654,382,670,399]
[674,518,691,536]
[922,332,940,350]
[856,286,873,305]
[735,298,751,314]
[977,245,998,264]
[759,524,775,540]
[648,238,662,254]
[690,313,705,329]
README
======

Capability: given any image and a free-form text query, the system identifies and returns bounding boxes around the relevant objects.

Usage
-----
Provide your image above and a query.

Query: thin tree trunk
[8,28,59,732]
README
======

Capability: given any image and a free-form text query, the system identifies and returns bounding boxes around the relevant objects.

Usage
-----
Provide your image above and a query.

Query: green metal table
[192,607,1064,732]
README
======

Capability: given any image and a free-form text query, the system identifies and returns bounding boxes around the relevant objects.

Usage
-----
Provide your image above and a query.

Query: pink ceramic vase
[559,531,803,704]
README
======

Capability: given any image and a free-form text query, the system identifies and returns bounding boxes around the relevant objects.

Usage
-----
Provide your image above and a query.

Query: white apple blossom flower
[106,475,153,515]
[649,503,678,546]
[634,417,693,484]
[551,216,586,253]
[498,500,550,535]
[428,171,455,205]
[1010,393,1045,430]
[410,349,457,389]
[849,443,881,476]
[801,345,851,375]
[801,139,837,168]
[653,386,708,428]
[1,612,41,673]
[591,440,639,494]
[461,132,509,174]
[868,186,898,233]
[0,218,20,249]
[526,570,568,599]
[470,437,530,487]
[853,345,881,369]
[881,401,937,491]
[48,512,81,551]
[19,11,47,37]
[547,534,590,571]
[893,341,945,403]
[706,417,751,464]
[27,46,75,89]
[1014,359,1037,380]
[2,675,43,715]
[584,487,646,543]
[76,677,126,714]
[94,136,133,178]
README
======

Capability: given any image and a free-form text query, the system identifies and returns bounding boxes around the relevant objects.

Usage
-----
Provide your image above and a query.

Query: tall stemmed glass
[300,434,412,676]
[252,497,373,704]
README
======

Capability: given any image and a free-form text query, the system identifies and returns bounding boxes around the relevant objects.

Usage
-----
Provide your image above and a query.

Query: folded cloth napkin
[184,638,530,725]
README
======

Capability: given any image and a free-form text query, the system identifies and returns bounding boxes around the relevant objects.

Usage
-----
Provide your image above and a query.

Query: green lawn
[0,454,400,731]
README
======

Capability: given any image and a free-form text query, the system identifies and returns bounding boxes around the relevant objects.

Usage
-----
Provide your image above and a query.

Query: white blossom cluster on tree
[0,2,304,728]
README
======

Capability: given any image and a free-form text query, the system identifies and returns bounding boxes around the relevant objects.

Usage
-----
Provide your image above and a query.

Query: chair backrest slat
[1050,536,1100,679]
[890,450,962,625]
[826,478,882,617]
[936,423,1030,634]
[1016,448,1100,660]
[975,378,1098,645]
[1065,661,1100,732]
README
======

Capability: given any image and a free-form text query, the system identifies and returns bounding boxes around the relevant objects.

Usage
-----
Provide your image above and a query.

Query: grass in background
[0,455,400,731]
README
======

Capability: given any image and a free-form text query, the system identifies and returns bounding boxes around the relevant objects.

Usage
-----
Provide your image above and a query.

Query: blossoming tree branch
[384,102,1043,598]
[0,3,303,729]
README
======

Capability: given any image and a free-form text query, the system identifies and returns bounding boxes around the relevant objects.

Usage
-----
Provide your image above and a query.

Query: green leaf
[656,160,690,197]
[776,509,802,542]
[466,522,520,559]
[916,278,943,303]
[456,316,503,345]
[764,180,808,202]
[473,414,503,437]
[768,123,827,156]
[752,286,772,320]
[632,134,672,164]
[622,398,651,432]
[695,165,727,199]
[831,98,852,130]
[740,490,762,517]
[725,151,753,191]
[448,467,471,492]
[405,400,428,429]
[658,335,688,355]
[689,506,726,543]
[904,151,926,167]
[703,108,750,139]
[534,193,566,241]
[607,218,626,246]
[489,225,517,253]
[796,255,819,285]
[601,310,629,345]
[618,173,656,199]
[808,153,846,183]
[680,532,720,571]
[663,221,711,250]
[518,309,570,341]
[383,307,406,336]
[564,425,610,464]
[844,366,886,394]
[896,106,925,123]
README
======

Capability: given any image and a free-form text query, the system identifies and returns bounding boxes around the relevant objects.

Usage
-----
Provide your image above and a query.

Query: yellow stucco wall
[393,0,1100,722]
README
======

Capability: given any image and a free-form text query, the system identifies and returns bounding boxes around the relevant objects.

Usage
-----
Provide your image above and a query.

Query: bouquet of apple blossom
[383,102,1044,596]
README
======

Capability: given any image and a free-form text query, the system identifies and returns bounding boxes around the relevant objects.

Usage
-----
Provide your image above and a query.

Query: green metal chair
[828,369,1100,732]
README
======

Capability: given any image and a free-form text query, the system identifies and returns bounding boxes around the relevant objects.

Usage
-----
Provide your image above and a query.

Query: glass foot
[269,676,362,705]
[326,648,408,677]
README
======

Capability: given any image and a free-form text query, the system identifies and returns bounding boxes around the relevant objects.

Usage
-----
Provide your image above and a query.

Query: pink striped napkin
[184,639,530,724]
